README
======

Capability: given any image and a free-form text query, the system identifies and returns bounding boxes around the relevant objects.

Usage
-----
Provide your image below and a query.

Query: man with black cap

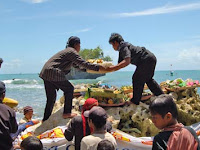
[64,98,112,150]
[64,98,99,150]
[106,33,163,105]
[40,36,106,121]
[81,106,117,150]
[0,81,18,150]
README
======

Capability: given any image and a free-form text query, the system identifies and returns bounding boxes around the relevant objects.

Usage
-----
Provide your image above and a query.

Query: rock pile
[34,82,200,137]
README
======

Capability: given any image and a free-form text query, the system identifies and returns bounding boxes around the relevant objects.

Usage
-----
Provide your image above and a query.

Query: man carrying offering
[107,33,163,105]
[40,36,106,121]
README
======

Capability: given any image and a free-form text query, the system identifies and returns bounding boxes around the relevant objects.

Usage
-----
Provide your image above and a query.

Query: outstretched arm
[106,57,131,72]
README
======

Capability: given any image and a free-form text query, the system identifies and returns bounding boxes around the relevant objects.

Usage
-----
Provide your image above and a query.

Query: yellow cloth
[37,128,64,139]
[20,128,64,141]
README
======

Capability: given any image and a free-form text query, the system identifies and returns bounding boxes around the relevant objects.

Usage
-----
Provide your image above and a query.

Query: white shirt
[81,132,117,150]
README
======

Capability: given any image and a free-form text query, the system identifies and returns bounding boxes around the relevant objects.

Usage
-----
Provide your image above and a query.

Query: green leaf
[84,88,91,99]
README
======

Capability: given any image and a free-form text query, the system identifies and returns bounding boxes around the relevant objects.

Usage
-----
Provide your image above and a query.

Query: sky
[1,0,200,74]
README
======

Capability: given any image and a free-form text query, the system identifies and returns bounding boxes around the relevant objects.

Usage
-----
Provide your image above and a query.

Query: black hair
[97,140,115,150]
[66,36,80,48]
[20,136,43,150]
[108,33,124,44]
[89,114,107,129]
[149,94,178,119]
[0,81,6,98]
[0,58,3,64]
[0,92,5,98]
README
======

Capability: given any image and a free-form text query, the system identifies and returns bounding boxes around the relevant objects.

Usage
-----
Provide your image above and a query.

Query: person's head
[66,36,81,52]
[0,58,3,68]
[109,33,124,50]
[83,98,99,116]
[20,136,43,150]
[23,106,33,120]
[88,106,107,130]
[0,81,6,101]
[97,140,115,150]
[149,94,178,129]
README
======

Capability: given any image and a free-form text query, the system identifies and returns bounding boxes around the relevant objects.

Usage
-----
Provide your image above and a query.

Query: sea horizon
[0,69,199,75]
[1,70,200,121]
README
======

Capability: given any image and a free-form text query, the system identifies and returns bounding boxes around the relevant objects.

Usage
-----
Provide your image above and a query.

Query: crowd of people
[0,33,199,150]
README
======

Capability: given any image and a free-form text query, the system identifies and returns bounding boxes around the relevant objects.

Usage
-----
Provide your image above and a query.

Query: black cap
[67,36,80,47]
[88,106,107,121]
[0,81,6,94]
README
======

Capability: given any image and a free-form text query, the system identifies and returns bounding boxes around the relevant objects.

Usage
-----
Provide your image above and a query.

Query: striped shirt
[39,47,100,81]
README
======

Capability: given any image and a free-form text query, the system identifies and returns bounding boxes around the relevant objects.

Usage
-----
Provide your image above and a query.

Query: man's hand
[103,57,131,72]
[105,65,116,72]
[97,66,116,73]
[99,66,107,71]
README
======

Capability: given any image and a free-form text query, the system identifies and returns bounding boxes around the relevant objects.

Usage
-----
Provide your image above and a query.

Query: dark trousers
[131,57,164,104]
[42,80,74,121]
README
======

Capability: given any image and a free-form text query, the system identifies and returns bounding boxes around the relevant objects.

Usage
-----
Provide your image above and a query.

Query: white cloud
[144,38,200,70]
[113,2,200,17]
[76,28,91,33]
[21,0,49,4]
[188,35,200,40]
[12,2,200,21]
[178,48,200,63]
[6,59,22,67]
[3,59,22,72]
[60,27,93,35]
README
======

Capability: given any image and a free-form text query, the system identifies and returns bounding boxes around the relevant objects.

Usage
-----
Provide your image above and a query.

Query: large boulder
[34,97,83,135]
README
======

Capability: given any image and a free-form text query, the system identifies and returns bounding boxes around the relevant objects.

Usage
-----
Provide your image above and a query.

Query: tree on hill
[79,46,112,61]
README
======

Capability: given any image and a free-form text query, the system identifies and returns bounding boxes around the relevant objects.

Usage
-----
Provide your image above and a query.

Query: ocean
[0,70,200,121]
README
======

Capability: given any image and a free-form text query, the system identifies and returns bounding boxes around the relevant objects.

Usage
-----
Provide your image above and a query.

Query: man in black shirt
[107,33,163,105]
[0,81,18,150]
[64,98,112,150]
